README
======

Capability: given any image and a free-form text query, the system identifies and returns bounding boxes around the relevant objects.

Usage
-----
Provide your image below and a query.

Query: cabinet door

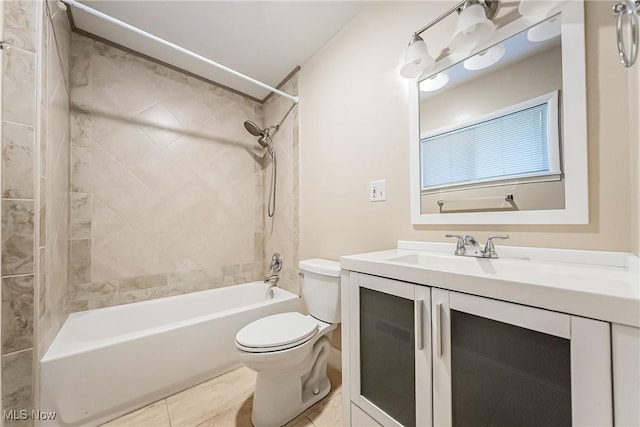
[432,289,612,427]
[350,273,431,427]
[612,324,640,426]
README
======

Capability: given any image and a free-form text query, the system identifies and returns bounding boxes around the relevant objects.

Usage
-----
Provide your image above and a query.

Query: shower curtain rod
[61,0,300,104]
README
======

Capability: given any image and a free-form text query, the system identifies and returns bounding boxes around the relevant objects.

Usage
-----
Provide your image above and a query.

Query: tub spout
[264,274,279,286]
[264,274,279,299]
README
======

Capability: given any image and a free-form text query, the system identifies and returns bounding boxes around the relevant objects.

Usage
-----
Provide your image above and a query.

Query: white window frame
[420,91,561,193]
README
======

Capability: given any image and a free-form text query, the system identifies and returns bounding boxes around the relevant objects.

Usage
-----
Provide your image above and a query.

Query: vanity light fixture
[419,72,450,91]
[527,14,561,42]
[400,0,499,79]
[463,43,505,70]
[400,34,435,78]
[450,1,496,52]
[519,0,563,42]
[518,0,560,16]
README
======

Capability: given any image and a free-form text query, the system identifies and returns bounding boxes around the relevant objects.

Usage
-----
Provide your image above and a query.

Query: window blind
[421,102,559,191]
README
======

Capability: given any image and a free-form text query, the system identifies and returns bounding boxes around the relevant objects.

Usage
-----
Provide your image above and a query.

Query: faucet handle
[445,234,466,255]
[483,235,509,258]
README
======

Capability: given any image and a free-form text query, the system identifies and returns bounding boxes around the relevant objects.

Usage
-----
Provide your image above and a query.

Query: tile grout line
[164,399,173,427]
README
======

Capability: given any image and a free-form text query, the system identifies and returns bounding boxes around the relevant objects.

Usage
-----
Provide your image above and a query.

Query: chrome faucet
[445,234,509,258]
[263,253,283,298]
[264,274,279,286]
[264,275,279,299]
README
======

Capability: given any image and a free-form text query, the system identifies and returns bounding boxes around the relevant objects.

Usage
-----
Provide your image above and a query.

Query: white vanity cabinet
[612,324,640,426]
[346,272,432,427]
[431,289,612,427]
[343,271,621,427]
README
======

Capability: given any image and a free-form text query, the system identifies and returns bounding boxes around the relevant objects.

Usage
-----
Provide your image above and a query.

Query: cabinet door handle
[415,298,424,350]
[435,303,442,357]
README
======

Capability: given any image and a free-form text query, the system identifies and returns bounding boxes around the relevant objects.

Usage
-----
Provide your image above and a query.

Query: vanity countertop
[341,241,640,328]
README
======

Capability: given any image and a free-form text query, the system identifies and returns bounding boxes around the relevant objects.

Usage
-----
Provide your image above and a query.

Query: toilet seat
[236,312,319,353]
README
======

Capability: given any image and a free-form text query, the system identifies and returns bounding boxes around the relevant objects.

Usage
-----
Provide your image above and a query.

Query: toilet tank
[299,259,341,324]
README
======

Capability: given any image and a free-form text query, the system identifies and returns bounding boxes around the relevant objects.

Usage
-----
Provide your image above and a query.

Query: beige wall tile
[48,142,69,239]
[2,122,35,199]
[70,280,117,301]
[70,146,91,193]
[2,349,34,424]
[69,56,90,105]
[46,78,70,163]
[46,22,62,104]
[1,200,34,276]
[70,192,91,239]
[38,248,46,320]
[50,3,71,81]
[2,47,36,125]
[3,0,38,52]
[263,75,300,295]
[70,239,91,285]
[136,103,184,149]
[70,111,91,147]
[2,275,34,354]
[48,213,69,308]
[39,177,46,245]
[70,34,267,309]
[119,274,167,293]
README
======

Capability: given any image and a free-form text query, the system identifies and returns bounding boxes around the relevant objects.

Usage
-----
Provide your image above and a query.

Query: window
[420,92,561,192]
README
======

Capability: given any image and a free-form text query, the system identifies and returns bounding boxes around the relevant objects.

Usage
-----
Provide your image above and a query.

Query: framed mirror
[409,0,587,225]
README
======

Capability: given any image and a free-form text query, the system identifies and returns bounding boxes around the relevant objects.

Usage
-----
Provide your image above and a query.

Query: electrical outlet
[370,179,386,202]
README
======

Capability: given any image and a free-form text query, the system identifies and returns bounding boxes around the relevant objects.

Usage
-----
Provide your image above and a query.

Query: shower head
[244,120,280,149]
[244,120,264,138]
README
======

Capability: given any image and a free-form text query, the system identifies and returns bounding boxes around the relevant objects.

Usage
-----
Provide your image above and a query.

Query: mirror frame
[409,0,587,225]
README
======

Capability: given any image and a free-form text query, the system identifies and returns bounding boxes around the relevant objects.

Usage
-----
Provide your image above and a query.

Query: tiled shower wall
[68,34,270,310]
[38,0,71,373]
[263,76,300,295]
[1,0,71,423]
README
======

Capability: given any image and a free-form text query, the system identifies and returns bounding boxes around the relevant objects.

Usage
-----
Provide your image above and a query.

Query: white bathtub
[40,282,300,426]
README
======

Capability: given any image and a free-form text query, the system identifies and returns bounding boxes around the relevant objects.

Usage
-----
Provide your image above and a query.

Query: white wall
[299,0,636,260]
[632,54,640,256]
[420,46,562,132]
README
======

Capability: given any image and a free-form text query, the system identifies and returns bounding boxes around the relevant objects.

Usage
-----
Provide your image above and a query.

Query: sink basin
[385,251,630,290]
[341,242,639,327]
[387,252,531,277]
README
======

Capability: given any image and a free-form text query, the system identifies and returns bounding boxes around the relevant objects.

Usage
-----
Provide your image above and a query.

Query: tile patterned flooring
[102,366,342,427]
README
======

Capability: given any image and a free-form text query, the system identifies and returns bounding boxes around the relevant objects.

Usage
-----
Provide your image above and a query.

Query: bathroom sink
[389,250,639,295]
[386,251,547,281]
[389,253,469,268]
[341,242,639,328]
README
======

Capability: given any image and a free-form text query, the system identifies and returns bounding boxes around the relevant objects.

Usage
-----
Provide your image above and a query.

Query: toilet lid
[236,312,318,350]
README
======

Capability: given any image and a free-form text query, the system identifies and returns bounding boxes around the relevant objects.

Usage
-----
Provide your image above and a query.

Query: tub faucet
[264,253,282,298]
[264,274,279,286]
[264,275,279,299]
[445,234,509,258]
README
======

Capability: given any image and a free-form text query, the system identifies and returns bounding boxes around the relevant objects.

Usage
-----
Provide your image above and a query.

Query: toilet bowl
[235,259,341,427]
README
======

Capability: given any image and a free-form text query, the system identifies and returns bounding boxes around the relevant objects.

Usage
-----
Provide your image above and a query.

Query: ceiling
[69,1,367,102]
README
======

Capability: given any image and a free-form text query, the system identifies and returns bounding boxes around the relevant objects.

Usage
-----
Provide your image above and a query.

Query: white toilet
[235,259,341,427]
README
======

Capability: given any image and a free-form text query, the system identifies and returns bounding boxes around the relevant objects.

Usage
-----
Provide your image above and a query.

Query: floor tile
[167,366,256,427]
[105,365,343,427]
[195,397,253,427]
[101,400,170,427]
[304,391,343,427]
[286,416,315,427]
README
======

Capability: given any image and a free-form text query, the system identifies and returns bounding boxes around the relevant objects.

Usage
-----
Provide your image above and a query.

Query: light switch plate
[370,179,386,202]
